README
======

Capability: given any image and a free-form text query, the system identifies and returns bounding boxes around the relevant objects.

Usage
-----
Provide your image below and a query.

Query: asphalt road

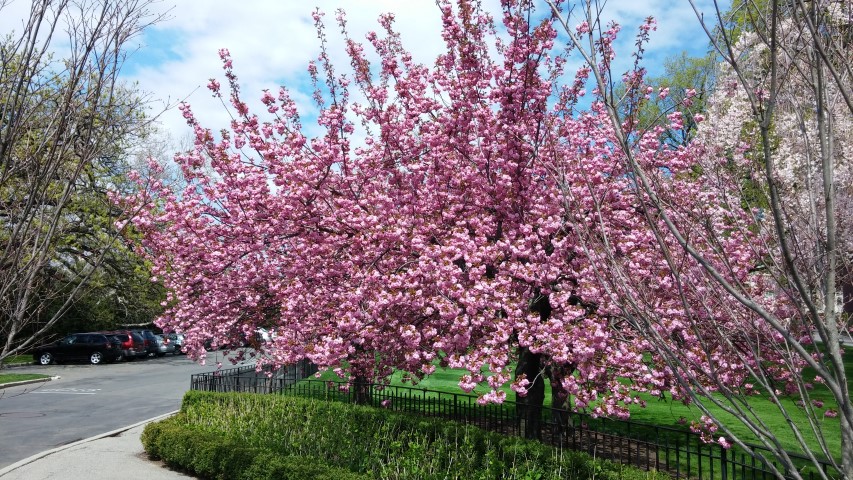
[0,351,246,468]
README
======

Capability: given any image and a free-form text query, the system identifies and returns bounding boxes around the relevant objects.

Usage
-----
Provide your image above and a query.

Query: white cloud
[0,0,31,33]
[3,0,725,146]
[123,1,455,144]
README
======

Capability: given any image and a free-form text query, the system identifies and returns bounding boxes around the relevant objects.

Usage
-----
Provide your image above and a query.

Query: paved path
[0,351,240,468]
[0,413,192,479]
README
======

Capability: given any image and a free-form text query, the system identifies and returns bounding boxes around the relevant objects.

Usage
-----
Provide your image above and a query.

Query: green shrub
[245,452,369,480]
[148,391,668,480]
[141,416,369,480]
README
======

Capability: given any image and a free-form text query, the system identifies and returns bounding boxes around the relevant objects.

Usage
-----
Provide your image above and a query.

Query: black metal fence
[189,359,317,393]
[279,380,840,480]
[190,366,840,480]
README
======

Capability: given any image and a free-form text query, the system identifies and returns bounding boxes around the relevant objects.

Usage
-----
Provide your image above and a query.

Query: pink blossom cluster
[690,415,728,447]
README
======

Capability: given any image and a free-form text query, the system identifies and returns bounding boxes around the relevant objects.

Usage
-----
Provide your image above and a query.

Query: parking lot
[0,350,249,468]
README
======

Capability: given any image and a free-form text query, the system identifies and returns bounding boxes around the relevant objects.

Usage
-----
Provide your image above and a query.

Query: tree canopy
[0,0,165,362]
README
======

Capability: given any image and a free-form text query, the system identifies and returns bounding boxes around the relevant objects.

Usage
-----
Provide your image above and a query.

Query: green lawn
[313,363,523,398]
[624,349,850,459]
[0,355,32,367]
[0,373,49,385]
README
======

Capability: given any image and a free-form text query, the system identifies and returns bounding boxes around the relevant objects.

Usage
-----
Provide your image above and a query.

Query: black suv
[33,333,122,365]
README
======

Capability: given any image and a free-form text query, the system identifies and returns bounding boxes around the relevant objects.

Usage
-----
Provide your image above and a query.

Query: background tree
[634,51,716,146]
[0,0,164,365]
[41,138,168,335]
[544,0,852,477]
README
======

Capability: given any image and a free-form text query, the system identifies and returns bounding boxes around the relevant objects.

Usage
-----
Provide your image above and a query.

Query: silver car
[166,333,186,354]
[154,334,176,356]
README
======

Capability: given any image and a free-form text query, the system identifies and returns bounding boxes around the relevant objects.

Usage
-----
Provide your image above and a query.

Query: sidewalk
[0,412,193,480]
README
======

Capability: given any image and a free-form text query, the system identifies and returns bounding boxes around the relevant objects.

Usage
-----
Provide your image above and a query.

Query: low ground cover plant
[142,390,668,479]
[0,373,49,385]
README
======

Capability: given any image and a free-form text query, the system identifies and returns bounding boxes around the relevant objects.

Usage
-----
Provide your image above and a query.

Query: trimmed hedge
[141,418,369,480]
[142,391,669,480]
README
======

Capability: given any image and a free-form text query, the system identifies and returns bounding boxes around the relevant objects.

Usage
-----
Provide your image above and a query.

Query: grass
[624,346,851,460]
[0,355,32,367]
[623,386,843,458]
[313,363,526,398]
[0,373,49,385]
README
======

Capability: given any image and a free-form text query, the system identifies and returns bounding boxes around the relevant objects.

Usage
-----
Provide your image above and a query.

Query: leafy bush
[141,417,369,480]
[144,391,667,479]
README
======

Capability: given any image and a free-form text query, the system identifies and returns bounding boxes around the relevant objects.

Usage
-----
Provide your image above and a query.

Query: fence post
[654,426,660,471]
[675,436,680,479]
[721,445,728,480]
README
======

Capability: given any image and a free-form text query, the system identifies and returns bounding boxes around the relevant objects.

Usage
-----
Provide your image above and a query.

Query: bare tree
[546,0,851,478]
[0,0,163,364]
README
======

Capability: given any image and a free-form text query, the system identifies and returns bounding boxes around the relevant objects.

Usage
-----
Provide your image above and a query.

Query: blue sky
[1,0,726,145]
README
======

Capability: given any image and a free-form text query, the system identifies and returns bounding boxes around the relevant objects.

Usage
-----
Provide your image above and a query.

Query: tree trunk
[841,404,853,480]
[514,292,554,440]
[352,374,372,405]
[515,346,545,440]
[548,363,574,445]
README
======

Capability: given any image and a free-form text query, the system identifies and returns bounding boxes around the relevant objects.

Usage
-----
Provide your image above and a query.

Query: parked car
[255,328,271,343]
[130,329,160,357]
[97,330,146,360]
[154,334,176,356]
[32,333,122,365]
[166,333,185,354]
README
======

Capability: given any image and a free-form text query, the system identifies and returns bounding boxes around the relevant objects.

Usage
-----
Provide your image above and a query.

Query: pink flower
[668,111,684,130]
[511,376,531,395]
[207,79,221,95]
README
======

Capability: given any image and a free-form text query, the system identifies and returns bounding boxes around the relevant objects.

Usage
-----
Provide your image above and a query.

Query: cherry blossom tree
[122,1,838,466]
[124,0,688,431]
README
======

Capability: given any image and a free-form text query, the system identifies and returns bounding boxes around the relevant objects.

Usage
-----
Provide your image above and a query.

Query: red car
[98,330,146,360]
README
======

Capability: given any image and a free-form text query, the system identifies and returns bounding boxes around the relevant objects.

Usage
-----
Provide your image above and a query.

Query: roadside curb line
[0,375,60,390]
[0,410,179,476]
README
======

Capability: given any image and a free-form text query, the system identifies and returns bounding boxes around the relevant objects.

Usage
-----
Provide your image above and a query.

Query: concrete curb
[0,375,59,390]
[0,410,179,476]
